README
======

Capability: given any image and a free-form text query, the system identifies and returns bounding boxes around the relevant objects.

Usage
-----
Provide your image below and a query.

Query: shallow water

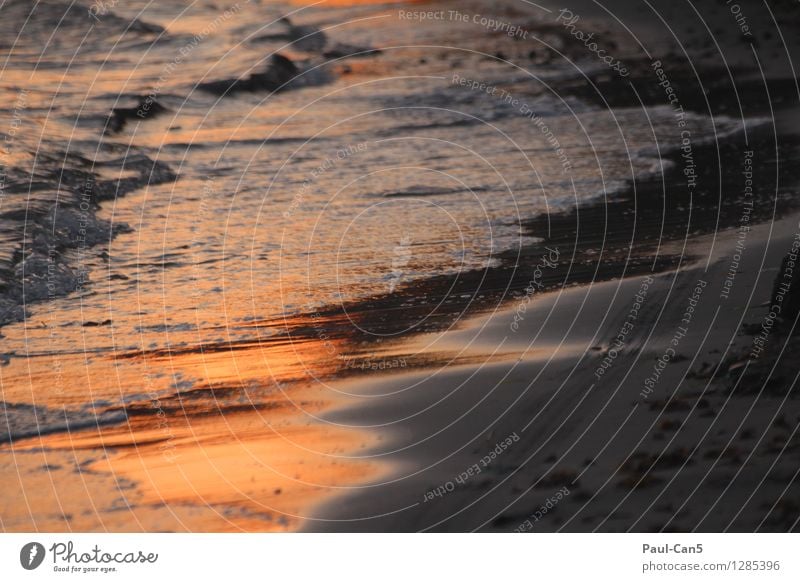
[0,0,764,530]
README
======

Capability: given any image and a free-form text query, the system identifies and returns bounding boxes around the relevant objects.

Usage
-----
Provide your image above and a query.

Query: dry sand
[307,212,800,531]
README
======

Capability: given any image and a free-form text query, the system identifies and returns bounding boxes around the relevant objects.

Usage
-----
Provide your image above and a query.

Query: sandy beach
[301,0,800,532]
[1,0,799,533]
[309,212,800,531]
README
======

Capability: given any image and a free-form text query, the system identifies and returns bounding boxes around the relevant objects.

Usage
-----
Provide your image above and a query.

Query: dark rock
[250,17,326,52]
[83,319,112,327]
[199,53,299,96]
[106,96,168,134]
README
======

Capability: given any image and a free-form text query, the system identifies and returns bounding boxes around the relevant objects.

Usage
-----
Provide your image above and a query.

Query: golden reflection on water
[0,0,488,533]
[1,317,386,531]
[4,409,382,531]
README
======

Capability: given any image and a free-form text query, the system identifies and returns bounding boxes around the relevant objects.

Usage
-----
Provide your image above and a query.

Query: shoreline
[1,0,799,532]
[300,0,800,531]
[307,212,800,531]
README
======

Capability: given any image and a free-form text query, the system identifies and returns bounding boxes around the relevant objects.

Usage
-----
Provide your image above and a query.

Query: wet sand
[309,213,800,531]
[3,378,382,531]
[1,0,799,532]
